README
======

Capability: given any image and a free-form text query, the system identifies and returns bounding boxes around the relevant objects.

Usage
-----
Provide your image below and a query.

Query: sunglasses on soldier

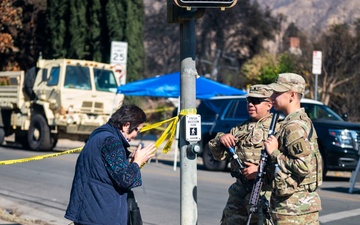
[246,97,270,105]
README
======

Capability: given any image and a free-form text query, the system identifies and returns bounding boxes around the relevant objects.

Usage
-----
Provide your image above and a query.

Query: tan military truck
[0,59,123,151]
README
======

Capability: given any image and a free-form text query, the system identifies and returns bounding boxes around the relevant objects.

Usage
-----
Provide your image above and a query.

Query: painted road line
[319,208,360,223]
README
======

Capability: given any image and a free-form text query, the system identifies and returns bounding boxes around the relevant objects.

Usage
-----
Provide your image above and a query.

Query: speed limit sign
[110,41,128,84]
[110,41,128,65]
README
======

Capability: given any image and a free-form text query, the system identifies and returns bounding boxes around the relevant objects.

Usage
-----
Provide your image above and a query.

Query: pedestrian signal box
[173,0,237,9]
[185,115,201,142]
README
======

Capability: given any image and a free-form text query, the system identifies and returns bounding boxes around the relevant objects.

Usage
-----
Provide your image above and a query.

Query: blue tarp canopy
[116,72,246,99]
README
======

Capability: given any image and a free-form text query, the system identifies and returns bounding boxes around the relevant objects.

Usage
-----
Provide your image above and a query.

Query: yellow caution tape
[0,147,82,165]
[140,108,196,168]
[144,107,175,114]
[142,108,196,151]
[0,108,196,167]
[141,122,166,131]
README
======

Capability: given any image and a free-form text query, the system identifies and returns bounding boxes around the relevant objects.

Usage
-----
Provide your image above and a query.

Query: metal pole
[314,74,318,101]
[179,19,198,225]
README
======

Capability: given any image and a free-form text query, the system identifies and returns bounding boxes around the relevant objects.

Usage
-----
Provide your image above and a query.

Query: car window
[301,103,343,121]
[47,67,59,86]
[198,99,231,121]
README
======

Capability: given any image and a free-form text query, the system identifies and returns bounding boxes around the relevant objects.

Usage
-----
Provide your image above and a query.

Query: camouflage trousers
[271,212,319,225]
[220,181,272,225]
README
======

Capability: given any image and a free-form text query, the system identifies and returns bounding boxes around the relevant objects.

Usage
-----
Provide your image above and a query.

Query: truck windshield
[94,68,118,92]
[302,103,343,121]
[64,65,91,90]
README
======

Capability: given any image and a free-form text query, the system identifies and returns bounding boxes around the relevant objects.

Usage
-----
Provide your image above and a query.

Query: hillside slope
[256,0,360,36]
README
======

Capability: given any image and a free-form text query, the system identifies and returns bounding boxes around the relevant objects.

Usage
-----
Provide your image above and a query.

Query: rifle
[226,147,253,192]
[246,112,279,225]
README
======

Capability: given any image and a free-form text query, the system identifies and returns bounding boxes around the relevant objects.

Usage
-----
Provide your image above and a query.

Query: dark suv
[197,96,360,176]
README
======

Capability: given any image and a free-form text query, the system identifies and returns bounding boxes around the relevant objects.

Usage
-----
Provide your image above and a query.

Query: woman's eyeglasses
[133,127,141,134]
[246,97,270,105]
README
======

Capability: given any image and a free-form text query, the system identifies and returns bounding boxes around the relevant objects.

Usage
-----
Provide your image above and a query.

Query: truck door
[33,60,62,108]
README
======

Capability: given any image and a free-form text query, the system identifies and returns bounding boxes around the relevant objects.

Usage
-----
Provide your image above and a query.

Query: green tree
[45,0,145,82]
[123,0,145,82]
[45,0,68,58]
[277,53,296,73]
[105,0,126,63]
[241,51,314,95]
[241,52,278,85]
[68,0,87,59]
[88,0,102,61]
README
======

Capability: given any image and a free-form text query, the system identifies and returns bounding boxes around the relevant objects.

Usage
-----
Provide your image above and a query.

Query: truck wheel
[202,143,227,171]
[51,135,58,149]
[0,128,5,145]
[28,114,52,151]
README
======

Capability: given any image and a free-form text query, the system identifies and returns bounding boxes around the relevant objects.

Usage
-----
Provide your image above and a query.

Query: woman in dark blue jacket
[65,105,156,225]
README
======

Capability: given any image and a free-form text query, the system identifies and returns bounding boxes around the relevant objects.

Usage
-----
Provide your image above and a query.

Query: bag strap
[127,189,135,199]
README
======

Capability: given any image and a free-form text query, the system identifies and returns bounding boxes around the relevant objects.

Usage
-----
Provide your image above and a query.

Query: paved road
[0,138,359,225]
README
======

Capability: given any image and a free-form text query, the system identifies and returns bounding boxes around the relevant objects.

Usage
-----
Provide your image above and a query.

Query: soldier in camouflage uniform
[265,73,322,225]
[209,84,278,225]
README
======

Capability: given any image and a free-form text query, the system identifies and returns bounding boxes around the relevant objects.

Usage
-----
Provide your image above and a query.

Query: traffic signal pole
[168,1,238,224]
[179,18,198,225]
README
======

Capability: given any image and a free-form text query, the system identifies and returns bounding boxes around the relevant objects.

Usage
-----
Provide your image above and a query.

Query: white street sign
[110,41,128,84]
[111,41,128,65]
[312,51,322,75]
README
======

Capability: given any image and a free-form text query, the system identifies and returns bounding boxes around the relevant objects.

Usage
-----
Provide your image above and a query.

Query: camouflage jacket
[209,114,277,190]
[269,108,322,215]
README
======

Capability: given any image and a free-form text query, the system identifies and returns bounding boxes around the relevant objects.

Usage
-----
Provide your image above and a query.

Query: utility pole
[167,1,238,224]
[179,18,198,224]
[168,2,203,224]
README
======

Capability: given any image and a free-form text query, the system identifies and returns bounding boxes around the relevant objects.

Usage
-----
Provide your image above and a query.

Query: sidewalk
[0,203,49,225]
[0,189,66,225]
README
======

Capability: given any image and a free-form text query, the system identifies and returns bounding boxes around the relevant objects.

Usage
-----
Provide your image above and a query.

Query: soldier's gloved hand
[219,134,236,149]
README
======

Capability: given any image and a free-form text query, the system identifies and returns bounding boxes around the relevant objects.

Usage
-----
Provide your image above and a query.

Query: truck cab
[0,59,123,151]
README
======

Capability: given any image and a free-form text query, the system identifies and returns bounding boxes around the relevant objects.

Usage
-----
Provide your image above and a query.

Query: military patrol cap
[268,73,306,94]
[247,84,273,98]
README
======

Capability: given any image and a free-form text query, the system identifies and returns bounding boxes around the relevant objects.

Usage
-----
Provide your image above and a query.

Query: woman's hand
[132,143,156,166]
